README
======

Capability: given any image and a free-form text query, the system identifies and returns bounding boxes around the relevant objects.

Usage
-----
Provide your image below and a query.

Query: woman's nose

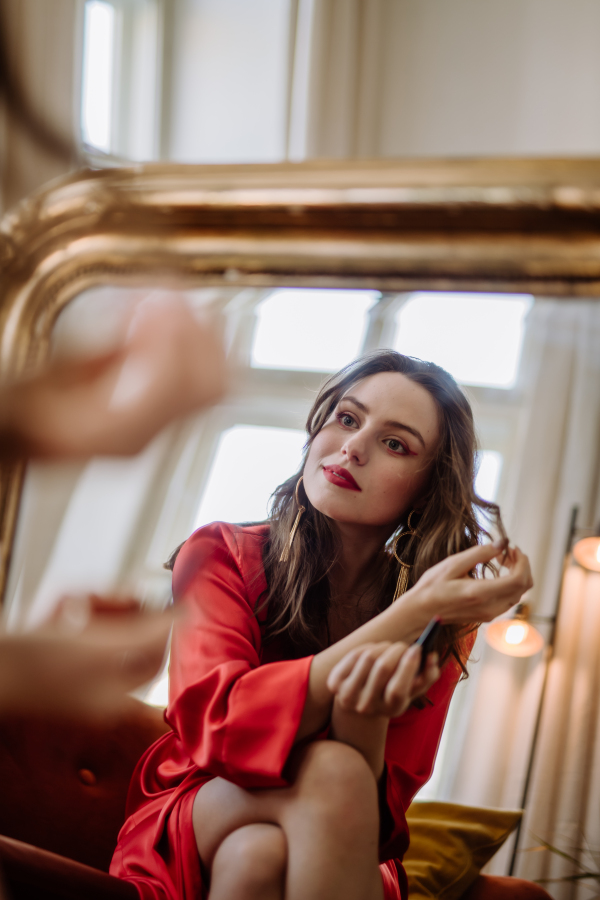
[341,433,367,464]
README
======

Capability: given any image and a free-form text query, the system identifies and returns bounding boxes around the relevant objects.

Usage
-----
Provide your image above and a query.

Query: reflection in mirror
[3,285,533,708]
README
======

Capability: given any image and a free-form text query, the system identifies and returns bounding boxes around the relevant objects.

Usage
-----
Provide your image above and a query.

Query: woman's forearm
[295,591,427,741]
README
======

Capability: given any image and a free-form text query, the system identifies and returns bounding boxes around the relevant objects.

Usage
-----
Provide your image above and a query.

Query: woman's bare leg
[193,741,384,900]
[209,823,286,900]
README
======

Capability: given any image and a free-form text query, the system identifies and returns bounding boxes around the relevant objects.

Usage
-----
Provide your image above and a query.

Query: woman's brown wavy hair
[260,349,506,674]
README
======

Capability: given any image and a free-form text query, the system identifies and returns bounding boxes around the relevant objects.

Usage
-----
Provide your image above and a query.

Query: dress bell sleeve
[167,522,313,790]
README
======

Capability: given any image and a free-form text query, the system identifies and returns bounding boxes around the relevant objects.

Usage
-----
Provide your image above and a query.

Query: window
[79,0,294,164]
[475,450,503,503]
[394,292,533,389]
[81,0,163,160]
[251,289,378,372]
[194,425,306,528]
[81,1,115,151]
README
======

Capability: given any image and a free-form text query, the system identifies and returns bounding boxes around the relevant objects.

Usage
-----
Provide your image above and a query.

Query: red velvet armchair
[0,701,549,899]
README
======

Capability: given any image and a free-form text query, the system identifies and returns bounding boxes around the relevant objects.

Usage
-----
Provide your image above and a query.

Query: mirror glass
[2,284,536,706]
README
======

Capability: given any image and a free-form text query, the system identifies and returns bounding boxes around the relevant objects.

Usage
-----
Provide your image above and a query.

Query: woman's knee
[293,740,379,830]
[212,823,286,889]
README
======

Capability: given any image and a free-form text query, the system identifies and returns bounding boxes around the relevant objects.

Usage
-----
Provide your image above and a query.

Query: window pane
[81,1,115,151]
[475,450,503,502]
[394,292,533,388]
[194,425,306,529]
[251,289,378,372]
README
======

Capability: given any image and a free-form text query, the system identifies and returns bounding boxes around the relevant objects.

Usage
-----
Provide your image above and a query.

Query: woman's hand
[300,543,532,745]
[0,595,173,720]
[327,640,439,718]
[0,295,227,460]
[326,641,440,778]
[400,542,533,634]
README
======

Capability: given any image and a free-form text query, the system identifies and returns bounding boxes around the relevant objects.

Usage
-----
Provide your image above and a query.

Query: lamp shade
[486,605,545,657]
[573,536,600,572]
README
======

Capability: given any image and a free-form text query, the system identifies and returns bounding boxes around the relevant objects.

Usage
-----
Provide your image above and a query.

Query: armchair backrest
[0,700,169,872]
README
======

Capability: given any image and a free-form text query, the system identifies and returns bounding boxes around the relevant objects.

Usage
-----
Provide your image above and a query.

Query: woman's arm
[295,542,531,741]
[328,641,440,778]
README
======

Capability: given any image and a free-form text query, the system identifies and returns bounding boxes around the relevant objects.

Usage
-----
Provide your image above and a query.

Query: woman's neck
[329,521,391,603]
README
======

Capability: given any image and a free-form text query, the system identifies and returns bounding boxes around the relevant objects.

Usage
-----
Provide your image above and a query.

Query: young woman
[111,350,532,900]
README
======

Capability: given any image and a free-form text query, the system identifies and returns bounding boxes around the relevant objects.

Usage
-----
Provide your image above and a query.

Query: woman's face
[303,371,440,529]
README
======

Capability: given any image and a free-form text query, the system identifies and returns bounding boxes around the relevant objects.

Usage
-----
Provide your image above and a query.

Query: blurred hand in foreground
[0,596,173,720]
[0,295,227,459]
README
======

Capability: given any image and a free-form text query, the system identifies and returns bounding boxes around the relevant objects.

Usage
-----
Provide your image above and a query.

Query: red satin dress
[110,522,465,900]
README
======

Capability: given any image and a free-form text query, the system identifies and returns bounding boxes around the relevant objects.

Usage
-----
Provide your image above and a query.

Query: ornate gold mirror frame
[2,156,600,600]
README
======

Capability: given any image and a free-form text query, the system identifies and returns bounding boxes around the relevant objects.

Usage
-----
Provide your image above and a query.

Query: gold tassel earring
[279,476,306,562]
[392,511,419,602]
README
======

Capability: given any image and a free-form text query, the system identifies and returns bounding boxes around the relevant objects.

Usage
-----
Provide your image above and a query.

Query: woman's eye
[385,438,407,454]
[337,413,356,428]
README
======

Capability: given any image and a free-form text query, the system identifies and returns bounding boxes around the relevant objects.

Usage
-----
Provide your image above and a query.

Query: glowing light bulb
[486,606,545,657]
[505,623,527,645]
[573,536,600,572]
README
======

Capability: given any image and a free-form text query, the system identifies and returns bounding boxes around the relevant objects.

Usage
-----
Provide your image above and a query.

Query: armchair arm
[0,835,138,900]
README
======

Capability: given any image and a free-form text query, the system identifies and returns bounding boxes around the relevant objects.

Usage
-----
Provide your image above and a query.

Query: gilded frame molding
[2,156,600,600]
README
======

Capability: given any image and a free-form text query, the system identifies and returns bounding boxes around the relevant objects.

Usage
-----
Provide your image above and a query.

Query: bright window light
[144,655,170,708]
[81,0,115,151]
[251,289,378,372]
[394,293,533,388]
[475,450,503,502]
[194,425,306,529]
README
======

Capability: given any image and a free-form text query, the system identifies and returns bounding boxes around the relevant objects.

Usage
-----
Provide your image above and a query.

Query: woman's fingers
[355,642,408,713]
[331,639,441,718]
[452,547,532,620]
[332,643,391,709]
[408,543,533,625]
[435,539,505,581]
[381,644,422,715]
[326,647,366,692]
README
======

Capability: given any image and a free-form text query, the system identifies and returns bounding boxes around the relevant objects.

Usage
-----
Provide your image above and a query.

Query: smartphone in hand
[414,616,442,674]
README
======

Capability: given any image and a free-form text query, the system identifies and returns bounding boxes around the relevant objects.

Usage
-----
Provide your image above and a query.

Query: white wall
[168,0,293,162]
[296,0,600,160]
[379,0,600,157]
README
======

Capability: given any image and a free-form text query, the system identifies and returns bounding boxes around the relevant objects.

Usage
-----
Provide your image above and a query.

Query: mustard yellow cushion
[404,801,522,900]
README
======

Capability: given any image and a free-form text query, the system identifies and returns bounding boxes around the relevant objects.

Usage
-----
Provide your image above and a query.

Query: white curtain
[519,565,600,898]
[424,301,600,894]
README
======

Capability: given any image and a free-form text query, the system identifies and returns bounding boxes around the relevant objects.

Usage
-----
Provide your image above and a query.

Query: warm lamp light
[572,536,600,572]
[486,603,545,657]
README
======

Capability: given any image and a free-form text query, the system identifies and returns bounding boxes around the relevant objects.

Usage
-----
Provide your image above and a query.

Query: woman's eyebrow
[340,395,426,448]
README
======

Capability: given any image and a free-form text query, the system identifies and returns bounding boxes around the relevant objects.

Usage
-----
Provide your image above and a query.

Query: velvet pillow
[404,801,522,900]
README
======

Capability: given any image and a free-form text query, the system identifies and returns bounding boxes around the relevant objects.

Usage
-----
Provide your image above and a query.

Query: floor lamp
[483,507,594,877]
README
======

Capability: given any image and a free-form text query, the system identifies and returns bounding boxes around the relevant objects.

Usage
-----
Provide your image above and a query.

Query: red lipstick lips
[323,465,362,491]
